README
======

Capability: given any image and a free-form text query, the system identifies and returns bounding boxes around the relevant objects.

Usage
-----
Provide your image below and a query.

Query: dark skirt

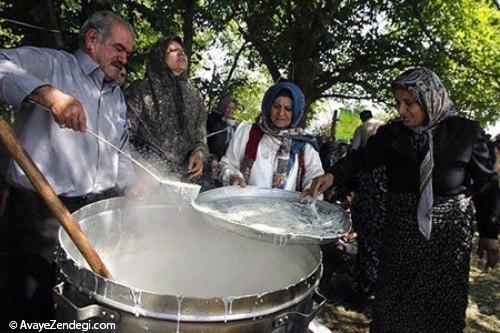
[351,166,387,295]
[371,192,473,333]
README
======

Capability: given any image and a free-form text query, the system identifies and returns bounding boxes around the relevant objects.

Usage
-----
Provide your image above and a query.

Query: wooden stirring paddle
[0,116,112,279]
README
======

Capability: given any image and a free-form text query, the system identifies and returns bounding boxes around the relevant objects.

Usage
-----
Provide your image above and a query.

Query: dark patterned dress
[125,39,210,188]
[351,165,387,296]
[370,193,473,333]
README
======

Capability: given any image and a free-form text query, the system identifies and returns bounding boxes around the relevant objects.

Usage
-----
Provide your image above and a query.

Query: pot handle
[272,288,327,329]
[53,284,120,322]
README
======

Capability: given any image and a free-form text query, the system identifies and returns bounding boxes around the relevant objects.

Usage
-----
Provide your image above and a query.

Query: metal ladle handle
[0,116,113,279]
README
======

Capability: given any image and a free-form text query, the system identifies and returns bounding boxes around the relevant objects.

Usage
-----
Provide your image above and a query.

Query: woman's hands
[300,173,334,198]
[188,150,204,180]
[230,175,246,187]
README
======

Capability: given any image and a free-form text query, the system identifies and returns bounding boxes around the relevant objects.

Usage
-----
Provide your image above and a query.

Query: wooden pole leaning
[0,116,112,279]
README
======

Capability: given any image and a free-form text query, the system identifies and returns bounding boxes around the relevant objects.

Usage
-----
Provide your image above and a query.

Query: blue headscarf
[259,81,305,131]
[256,82,318,189]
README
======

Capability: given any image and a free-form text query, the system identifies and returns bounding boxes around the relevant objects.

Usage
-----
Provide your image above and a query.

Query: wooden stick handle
[0,116,112,279]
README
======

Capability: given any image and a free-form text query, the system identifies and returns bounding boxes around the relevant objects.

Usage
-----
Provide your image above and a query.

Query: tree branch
[319,91,387,105]
[180,0,195,75]
[319,93,375,101]
[222,41,249,91]
[238,23,282,81]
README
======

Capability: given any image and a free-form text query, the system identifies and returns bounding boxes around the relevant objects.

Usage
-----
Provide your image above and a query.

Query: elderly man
[0,11,137,324]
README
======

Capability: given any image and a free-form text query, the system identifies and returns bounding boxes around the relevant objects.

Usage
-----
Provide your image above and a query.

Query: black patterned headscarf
[145,36,190,141]
[392,67,456,239]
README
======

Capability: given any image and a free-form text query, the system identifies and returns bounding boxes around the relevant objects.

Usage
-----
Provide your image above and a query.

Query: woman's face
[225,102,237,117]
[394,88,427,128]
[270,96,293,129]
[164,41,188,76]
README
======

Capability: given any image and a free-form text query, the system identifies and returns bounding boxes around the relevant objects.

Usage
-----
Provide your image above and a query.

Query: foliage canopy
[0,0,498,128]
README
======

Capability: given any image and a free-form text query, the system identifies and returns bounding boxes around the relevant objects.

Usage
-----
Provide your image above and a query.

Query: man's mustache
[111,60,124,70]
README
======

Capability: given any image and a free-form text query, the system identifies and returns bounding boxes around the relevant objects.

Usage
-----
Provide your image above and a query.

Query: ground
[316,240,500,333]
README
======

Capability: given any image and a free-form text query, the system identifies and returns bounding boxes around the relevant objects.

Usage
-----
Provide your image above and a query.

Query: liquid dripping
[229,298,234,316]
[92,275,98,297]
[304,196,321,223]
[176,295,184,333]
[131,289,143,317]
[221,296,234,323]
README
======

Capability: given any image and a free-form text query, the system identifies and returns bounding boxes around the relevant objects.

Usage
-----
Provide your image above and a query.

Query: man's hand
[477,237,499,270]
[29,85,87,132]
[300,173,334,198]
[230,175,246,187]
[188,150,204,180]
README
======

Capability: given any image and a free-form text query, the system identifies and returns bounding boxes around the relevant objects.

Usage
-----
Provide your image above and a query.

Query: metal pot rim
[57,196,322,321]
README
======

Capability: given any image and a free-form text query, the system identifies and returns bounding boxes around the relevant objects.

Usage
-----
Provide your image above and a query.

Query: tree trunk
[330,110,339,141]
[45,0,64,49]
[291,61,316,128]
[180,0,195,76]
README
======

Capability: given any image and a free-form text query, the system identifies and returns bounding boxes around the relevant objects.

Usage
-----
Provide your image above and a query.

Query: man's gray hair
[78,10,134,48]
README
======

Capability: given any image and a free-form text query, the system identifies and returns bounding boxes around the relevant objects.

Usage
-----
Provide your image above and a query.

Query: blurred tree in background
[0,0,498,138]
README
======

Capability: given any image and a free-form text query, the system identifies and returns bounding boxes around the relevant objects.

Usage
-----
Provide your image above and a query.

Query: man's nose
[119,52,128,65]
[398,104,406,115]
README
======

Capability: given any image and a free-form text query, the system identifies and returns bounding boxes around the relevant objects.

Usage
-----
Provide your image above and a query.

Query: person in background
[305,67,499,332]
[0,10,138,325]
[207,95,238,183]
[351,110,385,150]
[219,81,324,192]
[126,36,207,185]
[207,95,238,160]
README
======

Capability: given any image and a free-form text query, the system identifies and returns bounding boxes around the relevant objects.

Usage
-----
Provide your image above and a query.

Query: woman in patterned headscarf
[126,36,207,184]
[219,81,324,191]
[304,67,499,332]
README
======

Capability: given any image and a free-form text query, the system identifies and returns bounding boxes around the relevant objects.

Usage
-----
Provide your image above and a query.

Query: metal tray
[193,186,351,245]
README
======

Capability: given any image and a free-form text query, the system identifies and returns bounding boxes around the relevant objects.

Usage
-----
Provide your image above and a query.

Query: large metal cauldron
[55,194,324,332]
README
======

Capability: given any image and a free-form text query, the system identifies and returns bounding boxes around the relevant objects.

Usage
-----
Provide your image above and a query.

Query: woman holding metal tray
[305,67,499,332]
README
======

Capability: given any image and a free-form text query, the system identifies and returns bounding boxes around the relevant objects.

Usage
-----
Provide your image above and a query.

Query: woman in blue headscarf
[305,67,499,332]
[219,82,324,191]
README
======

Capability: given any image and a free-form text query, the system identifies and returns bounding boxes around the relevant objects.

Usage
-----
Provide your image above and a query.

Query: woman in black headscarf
[126,36,207,183]
[305,67,499,332]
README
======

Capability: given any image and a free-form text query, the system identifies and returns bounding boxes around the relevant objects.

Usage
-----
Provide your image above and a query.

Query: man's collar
[74,49,100,76]
[74,49,120,89]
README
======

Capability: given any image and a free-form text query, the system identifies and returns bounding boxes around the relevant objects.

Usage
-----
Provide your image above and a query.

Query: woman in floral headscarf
[305,67,499,332]
[126,36,207,184]
[219,81,324,191]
